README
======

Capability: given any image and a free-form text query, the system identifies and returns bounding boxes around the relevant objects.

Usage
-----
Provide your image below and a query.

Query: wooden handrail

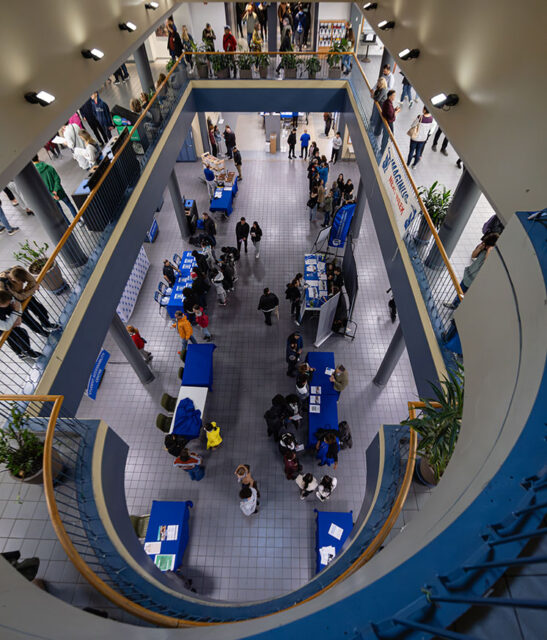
[350,53,463,300]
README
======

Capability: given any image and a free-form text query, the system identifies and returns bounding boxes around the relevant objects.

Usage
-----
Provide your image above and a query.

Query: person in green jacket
[32,155,79,223]
[330,365,349,395]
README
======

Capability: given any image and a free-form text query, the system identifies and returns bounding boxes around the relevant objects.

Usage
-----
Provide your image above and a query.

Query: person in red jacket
[126,325,152,363]
[193,305,212,341]
[380,89,400,153]
[223,25,237,51]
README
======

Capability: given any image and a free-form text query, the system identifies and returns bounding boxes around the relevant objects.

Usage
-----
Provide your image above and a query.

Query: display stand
[184,198,198,235]
[318,20,348,51]
[144,218,158,243]
[116,246,150,322]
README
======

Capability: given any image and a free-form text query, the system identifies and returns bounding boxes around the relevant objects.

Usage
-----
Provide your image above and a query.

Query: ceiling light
[431,93,459,109]
[378,20,395,30]
[363,2,378,9]
[399,48,420,60]
[145,2,159,9]
[119,22,137,32]
[82,48,104,61]
[25,91,55,106]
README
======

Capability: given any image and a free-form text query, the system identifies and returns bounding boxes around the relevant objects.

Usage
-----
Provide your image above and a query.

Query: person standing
[323,112,333,136]
[167,21,183,60]
[322,189,334,227]
[79,97,109,145]
[204,421,222,449]
[316,432,340,469]
[250,22,263,52]
[202,212,217,246]
[276,26,293,75]
[371,77,388,137]
[331,131,342,164]
[126,326,152,363]
[432,127,450,156]
[316,475,337,501]
[307,185,319,222]
[172,310,198,353]
[208,127,218,157]
[181,26,195,70]
[239,485,259,516]
[285,279,302,321]
[233,146,243,181]
[174,449,205,481]
[380,64,394,90]
[400,73,414,107]
[243,3,258,47]
[0,290,42,359]
[204,165,216,197]
[211,269,227,306]
[32,156,79,223]
[250,221,262,258]
[295,472,318,499]
[343,179,354,203]
[288,128,297,159]
[224,126,236,159]
[193,305,212,341]
[300,129,310,158]
[213,125,224,157]
[407,106,435,168]
[330,364,349,395]
[235,217,250,254]
[286,331,303,376]
[223,25,237,52]
[202,23,216,51]
[90,92,114,140]
[258,287,279,325]
[380,90,400,153]
[0,201,19,235]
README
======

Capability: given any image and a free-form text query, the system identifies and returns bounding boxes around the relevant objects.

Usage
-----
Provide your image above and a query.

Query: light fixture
[81,48,104,61]
[145,2,159,9]
[378,20,395,30]
[119,22,137,32]
[399,48,420,60]
[25,91,56,106]
[363,2,378,9]
[431,93,459,110]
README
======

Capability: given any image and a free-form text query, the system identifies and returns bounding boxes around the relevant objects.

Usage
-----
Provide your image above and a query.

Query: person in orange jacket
[172,310,198,353]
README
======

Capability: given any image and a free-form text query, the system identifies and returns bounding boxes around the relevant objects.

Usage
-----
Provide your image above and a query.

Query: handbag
[407,115,423,140]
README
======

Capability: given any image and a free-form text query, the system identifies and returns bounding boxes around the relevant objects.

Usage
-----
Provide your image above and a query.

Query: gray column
[225,2,234,29]
[167,169,188,238]
[197,112,211,154]
[350,177,367,238]
[14,163,87,267]
[425,169,481,268]
[373,324,405,387]
[311,4,319,50]
[109,313,155,384]
[134,43,155,94]
[380,46,394,72]
[267,3,277,52]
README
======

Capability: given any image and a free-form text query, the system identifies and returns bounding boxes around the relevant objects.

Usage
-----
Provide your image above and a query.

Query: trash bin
[270,133,277,154]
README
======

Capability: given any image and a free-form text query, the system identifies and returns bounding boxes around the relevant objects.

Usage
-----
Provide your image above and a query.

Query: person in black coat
[285,279,302,320]
[276,27,292,74]
[79,98,108,145]
[235,217,250,254]
[223,126,236,159]
[182,287,199,323]
[191,271,209,308]
[167,22,183,60]
[287,128,297,159]
[286,336,300,376]
[163,259,180,288]
[220,256,235,291]
[250,221,262,259]
[202,212,217,247]
[191,250,209,276]
[258,288,279,326]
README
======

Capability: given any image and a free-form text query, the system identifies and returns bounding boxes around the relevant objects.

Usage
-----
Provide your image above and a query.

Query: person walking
[330,364,349,395]
[288,128,297,159]
[330,131,342,164]
[324,112,333,136]
[233,145,243,180]
[32,156,79,223]
[285,331,303,376]
[204,421,222,450]
[316,475,337,501]
[172,310,198,353]
[211,269,227,306]
[250,221,262,258]
[193,305,212,341]
[0,202,19,235]
[258,287,279,325]
[181,26,196,70]
[307,185,319,222]
[235,217,250,254]
[276,26,292,75]
[90,92,114,140]
[239,485,259,516]
[300,129,310,158]
[406,106,435,168]
[202,212,217,246]
[250,22,263,52]
[174,449,205,481]
[400,72,414,107]
[243,3,258,47]
[126,326,152,363]
[432,127,450,156]
[295,472,318,499]
[285,279,302,321]
[380,90,400,153]
[223,126,236,159]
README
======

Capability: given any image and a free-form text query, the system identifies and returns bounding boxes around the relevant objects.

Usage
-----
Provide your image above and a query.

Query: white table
[169,385,208,434]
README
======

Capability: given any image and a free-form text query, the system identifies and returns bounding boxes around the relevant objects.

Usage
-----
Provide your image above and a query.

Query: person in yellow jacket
[204,421,222,450]
[172,310,198,353]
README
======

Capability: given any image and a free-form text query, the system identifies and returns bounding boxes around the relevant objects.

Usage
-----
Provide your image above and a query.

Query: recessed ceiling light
[431,93,459,109]
[378,20,395,30]
[145,2,159,9]
[399,48,420,60]
[363,3,378,9]
[119,22,137,32]
[82,48,105,61]
[25,91,56,106]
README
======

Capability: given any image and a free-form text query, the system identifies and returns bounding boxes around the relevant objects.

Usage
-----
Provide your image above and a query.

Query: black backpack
[338,421,353,449]
[164,433,187,457]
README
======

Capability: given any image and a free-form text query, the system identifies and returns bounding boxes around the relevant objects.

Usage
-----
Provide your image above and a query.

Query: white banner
[314,292,341,348]
[379,143,421,237]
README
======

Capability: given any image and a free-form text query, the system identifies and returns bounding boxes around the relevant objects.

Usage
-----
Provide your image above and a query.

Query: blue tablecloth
[304,254,328,310]
[144,500,193,572]
[166,251,197,319]
[315,510,353,573]
[307,351,337,396]
[209,178,238,217]
[172,398,202,441]
[308,393,339,448]
[182,343,216,390]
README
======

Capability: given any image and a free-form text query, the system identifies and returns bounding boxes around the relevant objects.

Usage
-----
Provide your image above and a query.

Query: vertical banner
[86,349,110,399]
[329,204,356,248]
[379,143,421,237]
[314,292,341,347]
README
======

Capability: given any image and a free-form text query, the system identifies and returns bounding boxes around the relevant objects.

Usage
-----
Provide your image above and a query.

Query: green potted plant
[195,44,209,79]
[401,364,464,486]
[327,39,349,78]
[13,240,67,294]
[281,53,298,79]
[416,181,452,242]
[212,54,230,79]
[165,59,175,73]
[305,55,321,79]
[237,53,254,79]
[255,53,269,79]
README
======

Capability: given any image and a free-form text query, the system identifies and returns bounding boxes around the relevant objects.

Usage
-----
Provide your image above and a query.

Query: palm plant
[13,240,49,274]
[305,55,321,76]
[0,405,44,479]
[418,180,452,228]
[327,39,349,68]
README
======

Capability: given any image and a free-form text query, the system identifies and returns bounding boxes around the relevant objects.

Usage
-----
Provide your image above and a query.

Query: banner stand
[314,292,341,347]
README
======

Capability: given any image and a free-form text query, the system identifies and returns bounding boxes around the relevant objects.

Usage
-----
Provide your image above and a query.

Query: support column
[267,3,277,52]
[311,4,319,50]
[373,324,405,387]
[14,163,87,267]
[425,169,482,268]
[197,112,211,155]
[350,177,367,238]
[380,46,394,72]
[167,169,188,238]
[109,313,155,384]
[134,43,155,94]
[225,2,234,29]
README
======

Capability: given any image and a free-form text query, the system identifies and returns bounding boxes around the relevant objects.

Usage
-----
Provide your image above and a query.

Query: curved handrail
[0,392,418,627]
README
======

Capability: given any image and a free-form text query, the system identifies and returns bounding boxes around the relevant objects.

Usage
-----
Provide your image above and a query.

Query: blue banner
[329,203,356,248]
[87,349,110,400]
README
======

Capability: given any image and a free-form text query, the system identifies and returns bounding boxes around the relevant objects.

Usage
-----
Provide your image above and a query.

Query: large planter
[284,68,297,79]
[216,67,230,79]
[196,63,208,79]
[414,215,434,245]
[259,67,268,79]
[239,69,253,79]
[414,457,437,487]
[30,260,67,294]
[308,71,317,79]
[20,449,64,486]
[328,67,342,79]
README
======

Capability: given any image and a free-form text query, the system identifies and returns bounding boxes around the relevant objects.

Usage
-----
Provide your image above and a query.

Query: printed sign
[329,203,356,248]
[86,349,110,400]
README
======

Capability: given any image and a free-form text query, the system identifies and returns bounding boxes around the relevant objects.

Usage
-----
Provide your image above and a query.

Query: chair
[156,413,171,433]
[177,367,184,380]
[158,281,172,296]
[129,514,150,540]
[154,290,169,316]
[173,253,182,267]
[161,393,178,413]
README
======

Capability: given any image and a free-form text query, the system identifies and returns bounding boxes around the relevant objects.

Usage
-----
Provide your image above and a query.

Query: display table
[307,351,339,447]
[209,178,238,217]
[315,510,353,573]
[116,247,150,323]
[182,343,216,390]
[166,251,197,319]
[144,500,193,572]
[301,254,329,321]
[169,385,208,435]
[307,352,337,395]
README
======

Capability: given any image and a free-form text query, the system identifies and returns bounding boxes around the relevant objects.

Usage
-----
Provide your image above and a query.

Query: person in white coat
[406,106,435,168]
[316,475,337,501]
[239,485,259,516]
[296,473,318,500]
[73,131,100,170]
[58,123,86,151]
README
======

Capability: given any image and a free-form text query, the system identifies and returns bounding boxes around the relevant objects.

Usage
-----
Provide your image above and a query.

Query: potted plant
[401,364,464,486]
[415,181,452,243]
[0,405,62,485]
[327,39,348,79]
[255,53,269,79]
[13,240,67,294]
[281,53,298,79]
[165,59,175,73]
[212,54,230,79]
[195,45,209,79]
[237,53,254,79]
[305,55,321,79]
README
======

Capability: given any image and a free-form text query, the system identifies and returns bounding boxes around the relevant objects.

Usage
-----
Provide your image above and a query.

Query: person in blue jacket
[90,92,114,140]
[318,161,329,187]
[316,432,339,469]
[300,129,310,159]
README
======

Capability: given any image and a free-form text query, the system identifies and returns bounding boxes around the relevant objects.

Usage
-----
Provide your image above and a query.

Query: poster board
[314,292,341,347]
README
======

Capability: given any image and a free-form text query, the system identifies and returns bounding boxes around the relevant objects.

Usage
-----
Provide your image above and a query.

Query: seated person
[163,259,180,288]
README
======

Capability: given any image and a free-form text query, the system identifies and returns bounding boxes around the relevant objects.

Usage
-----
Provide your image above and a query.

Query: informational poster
[329,204,356,248]
[379,143,421,238]
[86,349,110,400]
[154,554,176,571]
[314,292,341,347]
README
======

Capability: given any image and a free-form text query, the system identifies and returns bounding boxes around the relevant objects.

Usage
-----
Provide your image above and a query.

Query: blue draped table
[315,510,353,573]
[144,500,193,572]
[209,178,238,217]
[166,251,197,319]
[182,343,216,390]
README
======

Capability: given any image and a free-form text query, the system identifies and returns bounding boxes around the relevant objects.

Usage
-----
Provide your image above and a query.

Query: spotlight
[81,48,104,61]
[119,22,137,32]
[378,20,395,30]
[431,93,459,110]
[363,2,378,9]
[399,48,420,60]
[145,2,159,9]
[25,91,56,106]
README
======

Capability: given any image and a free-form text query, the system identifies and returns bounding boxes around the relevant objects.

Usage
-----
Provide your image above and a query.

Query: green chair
[161,393,177,413]
[179,349,187,362]
[129,514,150,540]
[156,413,171,433]
[178,367,184,381]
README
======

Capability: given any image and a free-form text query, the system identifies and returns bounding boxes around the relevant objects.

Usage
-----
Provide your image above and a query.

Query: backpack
[164,433,187,457]
[338,421,353,449]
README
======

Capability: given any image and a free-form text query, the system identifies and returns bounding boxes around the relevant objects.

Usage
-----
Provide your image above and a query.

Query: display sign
[379,143,421,238]
[86,349,110,400]
[329,204,356,248]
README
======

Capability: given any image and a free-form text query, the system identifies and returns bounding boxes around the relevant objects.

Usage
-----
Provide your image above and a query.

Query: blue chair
[154,290,169,316]
[173,253,182,267]
[158,281,172,296]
